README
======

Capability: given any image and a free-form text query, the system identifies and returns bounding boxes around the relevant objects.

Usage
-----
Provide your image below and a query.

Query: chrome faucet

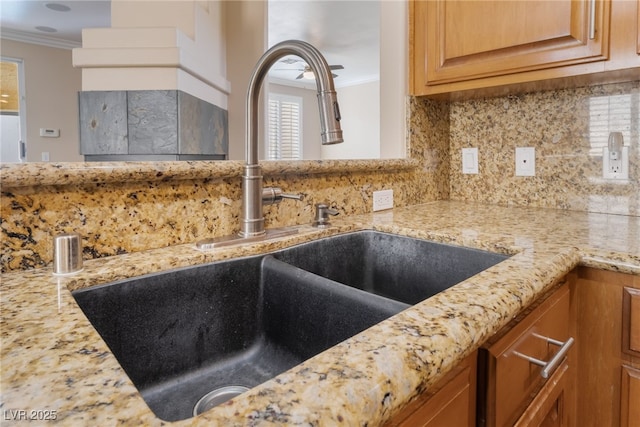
[241,40,343,237]
[197,40,343,250]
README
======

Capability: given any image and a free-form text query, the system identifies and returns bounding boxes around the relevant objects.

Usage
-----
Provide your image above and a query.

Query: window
[267,94,302,160]
[588,93,637,156]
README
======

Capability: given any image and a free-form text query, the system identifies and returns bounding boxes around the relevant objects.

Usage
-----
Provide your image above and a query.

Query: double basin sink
[72,230,509,421]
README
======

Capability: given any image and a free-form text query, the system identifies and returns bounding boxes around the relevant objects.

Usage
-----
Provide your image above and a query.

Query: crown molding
[0,28,80,50]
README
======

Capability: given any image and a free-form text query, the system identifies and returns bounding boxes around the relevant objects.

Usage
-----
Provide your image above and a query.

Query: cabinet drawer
[480,284,573,427]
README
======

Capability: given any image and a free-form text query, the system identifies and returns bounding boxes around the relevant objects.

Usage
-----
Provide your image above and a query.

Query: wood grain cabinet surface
[575,267,640,427]
[385,351,477,427]
[410,0,640,97]
[386,281,576,427]
[385,266,640,426]
[477,281,575,427]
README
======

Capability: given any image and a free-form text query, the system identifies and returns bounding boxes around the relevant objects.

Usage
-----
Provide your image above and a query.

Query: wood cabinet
[604,0,640,71]
[620,364,640,427]
[575,267,640,427]
[477,280,576,427]
[410,0,640,97]
[387,266,640,426]
[388,279,576,427]
[385,351,477,427]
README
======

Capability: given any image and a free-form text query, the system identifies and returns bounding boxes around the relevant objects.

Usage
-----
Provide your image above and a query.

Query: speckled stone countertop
[1,201,638,426]
[0,158,418,188]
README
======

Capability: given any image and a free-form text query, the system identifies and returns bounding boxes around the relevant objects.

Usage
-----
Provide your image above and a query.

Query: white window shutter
[588,94,635,156]
[268,95,302,160]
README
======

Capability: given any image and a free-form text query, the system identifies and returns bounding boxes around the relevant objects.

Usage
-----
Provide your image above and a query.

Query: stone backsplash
[0,98,449,272]
[449,80,639,215]
[2,80,638,272]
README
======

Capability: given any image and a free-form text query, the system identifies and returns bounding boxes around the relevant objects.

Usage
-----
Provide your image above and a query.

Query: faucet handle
[280,193,304,201]
[312,203,339,228]
[262,187,304,205]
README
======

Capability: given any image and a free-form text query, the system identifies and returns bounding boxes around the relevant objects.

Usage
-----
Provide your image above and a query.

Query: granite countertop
[2,201,639,426]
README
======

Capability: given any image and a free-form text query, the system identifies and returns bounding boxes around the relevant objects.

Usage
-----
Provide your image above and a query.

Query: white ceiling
[0,1,111,48]
[267,0,380,89]
[0,0,379,87]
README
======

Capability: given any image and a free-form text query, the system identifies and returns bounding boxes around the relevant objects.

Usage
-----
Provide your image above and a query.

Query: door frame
[1,56,27,162]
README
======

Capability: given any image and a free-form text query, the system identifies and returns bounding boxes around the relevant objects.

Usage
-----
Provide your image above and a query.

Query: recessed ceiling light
[35,26,58,33]
[45,3,71,12]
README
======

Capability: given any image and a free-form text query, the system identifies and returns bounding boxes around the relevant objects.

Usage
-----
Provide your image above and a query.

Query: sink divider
[262,255,409,359]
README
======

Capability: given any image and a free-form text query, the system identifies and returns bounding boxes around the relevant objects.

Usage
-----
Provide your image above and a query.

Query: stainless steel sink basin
[273,230,510,305]
[72,254,407,421]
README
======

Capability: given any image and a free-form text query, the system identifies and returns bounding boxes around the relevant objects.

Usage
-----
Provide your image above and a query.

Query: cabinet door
[387,352,476,427]
[604,0,640,70]
[620,365,640,427]
[411,0,610,92]
[513,361,570,427]
[622,287,640,357]
[575,268,640,427]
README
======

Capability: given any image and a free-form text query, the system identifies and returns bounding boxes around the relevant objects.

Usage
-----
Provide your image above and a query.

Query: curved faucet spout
[240,40,344,238]
[245,39,343,165]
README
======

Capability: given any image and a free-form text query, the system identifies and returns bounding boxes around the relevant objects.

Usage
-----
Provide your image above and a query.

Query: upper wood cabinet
[410,0,640,97]
[604,0,640,70]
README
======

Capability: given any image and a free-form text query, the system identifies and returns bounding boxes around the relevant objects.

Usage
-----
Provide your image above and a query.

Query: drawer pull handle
[513,335,574,379]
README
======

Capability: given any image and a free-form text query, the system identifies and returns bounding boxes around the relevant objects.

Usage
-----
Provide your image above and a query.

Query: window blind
[268,95,302,160]
[588,94,636,156]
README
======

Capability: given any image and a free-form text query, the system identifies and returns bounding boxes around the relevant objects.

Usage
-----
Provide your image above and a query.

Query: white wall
[111,0,227,85]
[322,80,380,159]
[0,39,83,162]
[380,0,407,158]
[224,0,267,160]
[74,1,229,108]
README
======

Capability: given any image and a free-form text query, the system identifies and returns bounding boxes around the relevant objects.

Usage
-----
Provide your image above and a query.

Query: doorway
[1,57,26,163]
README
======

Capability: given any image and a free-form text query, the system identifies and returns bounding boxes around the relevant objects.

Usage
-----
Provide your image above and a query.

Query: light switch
[515,147,535,176]
[462,147,478,174]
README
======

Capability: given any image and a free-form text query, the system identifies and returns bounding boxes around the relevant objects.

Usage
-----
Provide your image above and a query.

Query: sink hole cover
[193,385,250,416]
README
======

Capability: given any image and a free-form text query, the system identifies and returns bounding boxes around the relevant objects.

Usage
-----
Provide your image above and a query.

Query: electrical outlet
[602,146,629,180]
[373,189,393,211]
